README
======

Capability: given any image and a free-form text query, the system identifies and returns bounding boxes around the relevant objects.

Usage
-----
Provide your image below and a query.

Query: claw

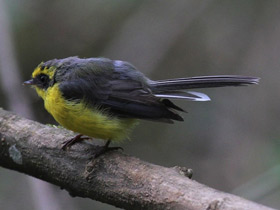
[62,137,123,158]
[62,134,90,150]
[93,140,123,158]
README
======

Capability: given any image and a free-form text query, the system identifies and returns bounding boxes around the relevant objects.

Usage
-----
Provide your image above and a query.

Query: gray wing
[58,58,184,123]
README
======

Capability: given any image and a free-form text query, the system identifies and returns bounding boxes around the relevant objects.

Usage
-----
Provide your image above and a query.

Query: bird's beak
[23,79,35,86]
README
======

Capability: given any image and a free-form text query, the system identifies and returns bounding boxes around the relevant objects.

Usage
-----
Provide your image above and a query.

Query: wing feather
[58,59,183,122]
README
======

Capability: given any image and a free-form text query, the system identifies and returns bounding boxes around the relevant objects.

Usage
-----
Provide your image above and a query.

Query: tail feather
[147,75,259,122]
[155,91,211,101]
[150,75,259,92]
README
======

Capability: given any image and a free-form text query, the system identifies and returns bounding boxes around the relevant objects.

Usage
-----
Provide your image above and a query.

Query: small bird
[24,57,259,156]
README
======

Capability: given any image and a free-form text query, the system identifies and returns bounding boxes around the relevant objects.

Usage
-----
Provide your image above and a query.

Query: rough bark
[0,108,274,210]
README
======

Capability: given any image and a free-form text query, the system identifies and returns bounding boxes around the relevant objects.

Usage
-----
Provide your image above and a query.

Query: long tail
[149,75,259,101]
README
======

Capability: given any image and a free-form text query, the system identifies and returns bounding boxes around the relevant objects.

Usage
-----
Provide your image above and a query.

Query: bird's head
[23,62,57,100]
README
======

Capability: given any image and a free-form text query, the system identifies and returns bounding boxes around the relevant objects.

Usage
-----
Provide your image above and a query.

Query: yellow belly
[41,84,138,141]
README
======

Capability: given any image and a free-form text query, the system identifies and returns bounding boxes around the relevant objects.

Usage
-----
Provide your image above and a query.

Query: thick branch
[0,108,273,210]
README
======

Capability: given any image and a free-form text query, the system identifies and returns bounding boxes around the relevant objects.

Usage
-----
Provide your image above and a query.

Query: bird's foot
[61,134,91,150]
[93,140,123,158]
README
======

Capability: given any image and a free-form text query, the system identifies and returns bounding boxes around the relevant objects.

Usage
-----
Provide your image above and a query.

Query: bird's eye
[39,74,48,83]
[36,74,50,89]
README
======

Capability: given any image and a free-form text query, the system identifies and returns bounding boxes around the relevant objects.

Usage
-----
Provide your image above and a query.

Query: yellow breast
[37,84,138,141]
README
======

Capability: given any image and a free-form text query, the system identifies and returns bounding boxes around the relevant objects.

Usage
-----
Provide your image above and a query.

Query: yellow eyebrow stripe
[32,62,56,79]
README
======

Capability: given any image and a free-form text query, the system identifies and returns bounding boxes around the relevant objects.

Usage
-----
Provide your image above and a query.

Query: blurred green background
[0,0,280,209]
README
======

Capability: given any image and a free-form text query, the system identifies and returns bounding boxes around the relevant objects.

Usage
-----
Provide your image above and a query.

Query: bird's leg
[62,134,91,150]
[94,140,123,158]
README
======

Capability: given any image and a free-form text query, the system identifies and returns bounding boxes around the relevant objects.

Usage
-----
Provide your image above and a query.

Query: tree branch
[0,108,273,210]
